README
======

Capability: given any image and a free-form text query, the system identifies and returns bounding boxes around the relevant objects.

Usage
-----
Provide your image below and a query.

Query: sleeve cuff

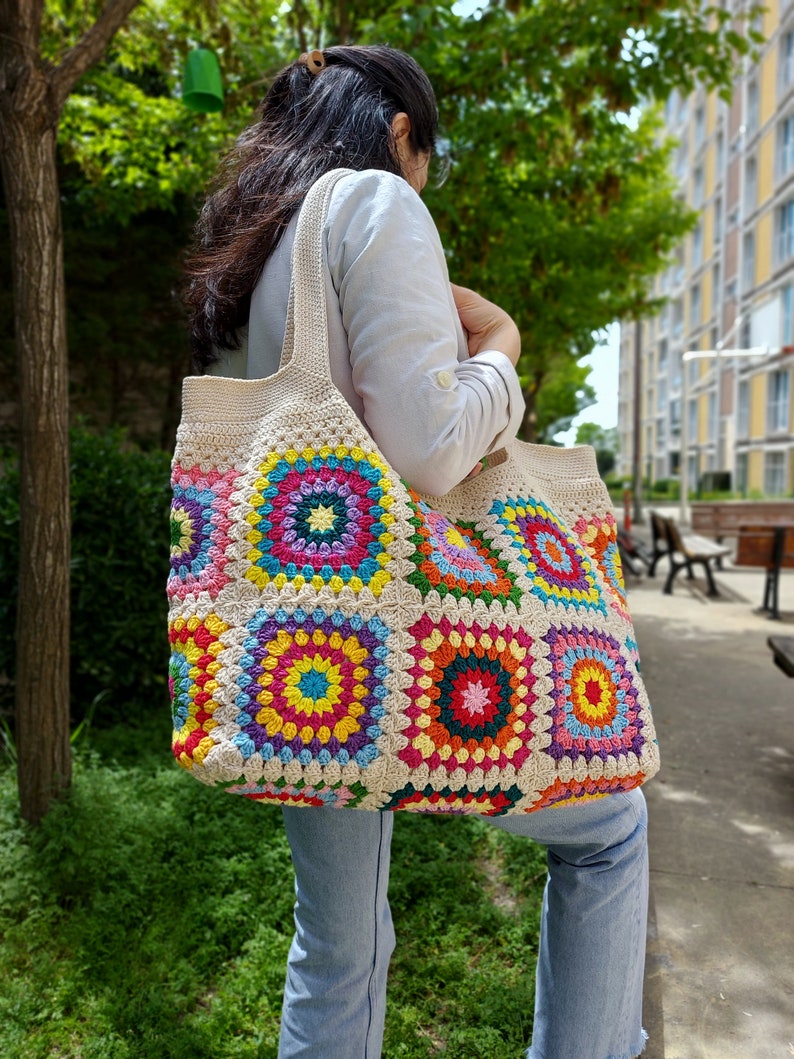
[471,349,526,451]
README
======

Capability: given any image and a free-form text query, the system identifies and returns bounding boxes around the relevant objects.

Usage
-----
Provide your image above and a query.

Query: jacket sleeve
[325,170,525,496]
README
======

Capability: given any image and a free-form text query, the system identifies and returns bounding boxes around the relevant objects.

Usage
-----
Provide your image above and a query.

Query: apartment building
[618,0,794,499]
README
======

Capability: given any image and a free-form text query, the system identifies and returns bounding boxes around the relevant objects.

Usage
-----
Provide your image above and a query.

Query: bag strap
[280,167,354,381]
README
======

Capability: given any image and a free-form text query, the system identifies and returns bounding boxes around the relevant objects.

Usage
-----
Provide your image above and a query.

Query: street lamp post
[679,344,774,524]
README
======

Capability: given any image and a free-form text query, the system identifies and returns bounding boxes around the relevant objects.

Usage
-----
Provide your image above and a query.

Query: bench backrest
[650,511,685,554]
[650,511,671,551]
[735,525,794,569]
[692,501,794,537]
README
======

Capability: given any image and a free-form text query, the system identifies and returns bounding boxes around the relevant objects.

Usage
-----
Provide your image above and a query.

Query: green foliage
[31,0,758,440]
[0,727,548,1057]
[649,477,681,499]
[574,422,619,476]
[531,358,596,443]
[0,426,171,725]
[61,199,194,446]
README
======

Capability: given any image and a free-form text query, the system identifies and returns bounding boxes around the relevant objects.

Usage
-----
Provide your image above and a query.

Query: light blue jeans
[279,789,649,1059]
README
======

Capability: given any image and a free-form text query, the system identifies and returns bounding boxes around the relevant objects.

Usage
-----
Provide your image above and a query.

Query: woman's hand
[451,284,521,367]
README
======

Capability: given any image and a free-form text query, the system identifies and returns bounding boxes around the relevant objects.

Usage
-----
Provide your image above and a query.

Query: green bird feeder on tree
[182,48,224,113]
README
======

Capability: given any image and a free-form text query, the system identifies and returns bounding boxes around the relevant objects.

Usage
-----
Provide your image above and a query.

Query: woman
[185,44,649,1059]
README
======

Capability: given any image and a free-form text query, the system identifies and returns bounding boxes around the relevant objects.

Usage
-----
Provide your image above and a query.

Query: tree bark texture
[0,0,142,824]
[0,60,72,826]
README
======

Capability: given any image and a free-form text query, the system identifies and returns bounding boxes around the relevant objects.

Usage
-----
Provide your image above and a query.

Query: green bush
[0,425,171,726]
[0,729,546,1058]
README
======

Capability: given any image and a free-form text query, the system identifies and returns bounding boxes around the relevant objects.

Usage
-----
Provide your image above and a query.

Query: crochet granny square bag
[167,168,659,815]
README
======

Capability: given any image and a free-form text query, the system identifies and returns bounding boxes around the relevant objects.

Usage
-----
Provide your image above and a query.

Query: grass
[0,716,547,1058]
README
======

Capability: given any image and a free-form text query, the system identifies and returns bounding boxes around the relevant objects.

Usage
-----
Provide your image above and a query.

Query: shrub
[0,426,171,727]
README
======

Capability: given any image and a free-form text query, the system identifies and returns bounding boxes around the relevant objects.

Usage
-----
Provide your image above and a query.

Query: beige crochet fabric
[167,170,659,814]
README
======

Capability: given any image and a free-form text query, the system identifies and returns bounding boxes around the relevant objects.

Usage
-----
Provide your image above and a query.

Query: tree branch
[50,0,142,114]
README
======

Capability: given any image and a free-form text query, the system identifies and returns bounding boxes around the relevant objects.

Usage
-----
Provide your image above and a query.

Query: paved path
[626,557,794,1058]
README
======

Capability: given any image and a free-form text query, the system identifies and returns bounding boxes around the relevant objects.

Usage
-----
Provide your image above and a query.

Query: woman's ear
[391,111,412,162]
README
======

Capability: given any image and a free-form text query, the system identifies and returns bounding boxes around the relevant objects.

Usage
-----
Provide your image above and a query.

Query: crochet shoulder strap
[280,167,354,381]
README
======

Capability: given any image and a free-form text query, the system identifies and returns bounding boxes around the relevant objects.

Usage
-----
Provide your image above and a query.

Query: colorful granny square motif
[543,625,646,764]
[401,615,536,775]
[168,464,240,600]
[169,613,229,768]
[234,607,390,767]
[491,497,604,613]
[406,491,521,606]
[224,777,369,808]
[244,446,396,595]
[625,636,641,674]
[572,512,629,620]
[532,773,646,811]
[383,781,524,815]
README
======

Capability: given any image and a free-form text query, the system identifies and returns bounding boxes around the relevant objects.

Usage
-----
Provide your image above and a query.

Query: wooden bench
[768,636,794,677]
[616,526,654,579]
[734,525,794,620]
[691,501,794,542]
[691,502,794,573]
[648,511,731,597]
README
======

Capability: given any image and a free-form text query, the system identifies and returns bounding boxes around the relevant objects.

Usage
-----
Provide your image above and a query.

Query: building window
[777,114,794,179]
[744,156,757,213]
[783,284,794,345]
[776,199,794,262]
[716,130,725,175]
[747,80,759,134]
[712,263,721,314]
[708,391,718,441]
[657,378,668,414]
[737,379,750,437]
[694,105,706,149]
[670,398,682,435]
[740,315,752,350]
[735,452,749,495]
[673,298,684,337]
[713,196,723,243]
[782,30,794,93]
[675,140,688,179]
[690,282,701,327]
[687,397,698,440]
[764,451,788,495]
[767,370,791,432]
[692,166,704,208]
[673,246,685,287]
[691,223,703,269]
[687,453,698,489]
[672,353,682,391]
[658,339,668,374]
[742,231,755,291]
[688,356,699,386]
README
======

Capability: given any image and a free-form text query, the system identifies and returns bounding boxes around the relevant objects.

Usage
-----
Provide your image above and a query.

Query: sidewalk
[625,557,794,1058]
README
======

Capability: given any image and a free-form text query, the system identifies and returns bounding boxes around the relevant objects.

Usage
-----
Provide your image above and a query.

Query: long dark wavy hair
[184,45,439,368]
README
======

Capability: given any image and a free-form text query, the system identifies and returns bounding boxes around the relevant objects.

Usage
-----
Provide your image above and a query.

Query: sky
[554,323,621,444]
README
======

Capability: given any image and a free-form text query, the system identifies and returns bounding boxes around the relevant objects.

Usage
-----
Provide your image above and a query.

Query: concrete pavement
[625,554,794,1058]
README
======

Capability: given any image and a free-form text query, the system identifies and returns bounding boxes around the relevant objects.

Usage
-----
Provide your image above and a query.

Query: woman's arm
[326,170,524,496]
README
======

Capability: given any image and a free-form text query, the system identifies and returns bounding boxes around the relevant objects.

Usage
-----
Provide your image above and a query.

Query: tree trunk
[520,388,538,443]
[0,85,72,825]
[1,0,142,824]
